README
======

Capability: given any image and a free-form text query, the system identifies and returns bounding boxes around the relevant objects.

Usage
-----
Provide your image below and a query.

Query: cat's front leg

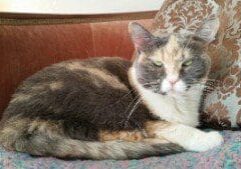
[145,121,223,152]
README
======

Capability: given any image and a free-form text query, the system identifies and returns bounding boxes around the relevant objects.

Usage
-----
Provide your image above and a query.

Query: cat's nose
[169,79,178,86]
[167,76,179,86]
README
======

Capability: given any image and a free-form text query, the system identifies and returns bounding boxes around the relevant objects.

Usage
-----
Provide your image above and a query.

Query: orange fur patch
[99,130,145,142]
[144,120,170,137]
[99,120,171,142]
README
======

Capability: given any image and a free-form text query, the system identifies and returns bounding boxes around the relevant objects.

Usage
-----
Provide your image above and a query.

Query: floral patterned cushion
[153,0,241,129]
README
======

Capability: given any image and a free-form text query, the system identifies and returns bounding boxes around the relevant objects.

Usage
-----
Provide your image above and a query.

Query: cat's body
[0,20,223,160]
[2,57,151,139]
[0,57,181,159]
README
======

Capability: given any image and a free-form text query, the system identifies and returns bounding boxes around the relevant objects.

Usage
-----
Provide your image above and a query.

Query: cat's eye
[183,60,193,67]
[153,61,163,67]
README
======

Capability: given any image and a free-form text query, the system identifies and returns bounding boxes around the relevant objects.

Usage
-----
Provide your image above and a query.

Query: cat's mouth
[158,87,188,96]
[160,90,180,95]
[152,88,179,96]
[159,79,188,95]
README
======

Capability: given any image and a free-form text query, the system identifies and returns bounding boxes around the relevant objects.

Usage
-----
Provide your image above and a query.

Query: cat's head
[129,18,219,95]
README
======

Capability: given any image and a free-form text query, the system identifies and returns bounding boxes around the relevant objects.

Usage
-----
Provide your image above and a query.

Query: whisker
[142,81,160,86]
[96,88,137,113]
[186,79,222,86]
[123,95,140,115]
[124,97,141,128]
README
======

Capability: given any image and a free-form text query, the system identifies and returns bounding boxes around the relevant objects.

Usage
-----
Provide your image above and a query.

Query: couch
[0,2,241,169]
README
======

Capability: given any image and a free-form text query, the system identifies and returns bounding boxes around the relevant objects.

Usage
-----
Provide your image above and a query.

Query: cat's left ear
[128,22,157,52]
[195,17,220,44]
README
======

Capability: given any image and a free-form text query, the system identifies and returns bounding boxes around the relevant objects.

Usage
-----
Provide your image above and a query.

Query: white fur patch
[161,78,187,93]
[129,68,203,127]
[129,68,225,152]
[154,123,223,152]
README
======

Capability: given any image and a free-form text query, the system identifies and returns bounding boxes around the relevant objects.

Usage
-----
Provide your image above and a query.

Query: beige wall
[0,0,163,14]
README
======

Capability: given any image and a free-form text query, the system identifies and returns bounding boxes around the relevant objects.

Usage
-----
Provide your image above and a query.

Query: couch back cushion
[0,15,154,116]
[153,0,241,129]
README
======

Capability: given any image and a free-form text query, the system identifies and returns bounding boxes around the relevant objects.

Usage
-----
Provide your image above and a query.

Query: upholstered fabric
[0,19,153,116]
[153,0,241,129]
[202,0,241,129]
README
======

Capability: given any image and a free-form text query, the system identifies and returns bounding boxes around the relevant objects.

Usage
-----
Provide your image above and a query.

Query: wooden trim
[0,11,157,25]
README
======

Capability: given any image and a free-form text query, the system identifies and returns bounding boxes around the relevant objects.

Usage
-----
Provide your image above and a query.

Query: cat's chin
[168,90,185,96]
[157,89,187,96]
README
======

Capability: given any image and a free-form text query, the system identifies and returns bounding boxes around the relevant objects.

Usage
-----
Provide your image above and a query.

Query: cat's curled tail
[0,118,183,160]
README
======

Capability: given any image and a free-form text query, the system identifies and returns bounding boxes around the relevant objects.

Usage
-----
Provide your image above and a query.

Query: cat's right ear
[128,22,156,52]
[195,17,220,44]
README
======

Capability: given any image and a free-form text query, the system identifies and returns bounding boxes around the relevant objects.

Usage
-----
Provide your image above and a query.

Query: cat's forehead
[150,35,191,62]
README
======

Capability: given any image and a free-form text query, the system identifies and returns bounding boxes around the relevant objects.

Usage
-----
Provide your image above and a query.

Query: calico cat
[0,19,223,160]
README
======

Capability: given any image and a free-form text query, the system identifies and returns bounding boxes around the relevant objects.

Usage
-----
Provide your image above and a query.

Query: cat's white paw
[186,131,223,152]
